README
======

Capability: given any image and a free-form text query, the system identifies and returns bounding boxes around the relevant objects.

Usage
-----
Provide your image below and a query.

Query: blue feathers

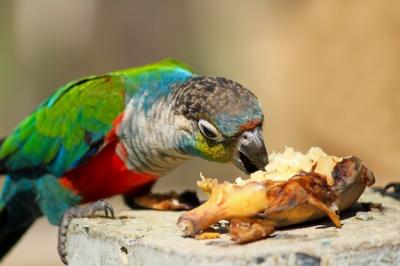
[35,175,81,225]
[123,67,192,113]
[214,110,263,137]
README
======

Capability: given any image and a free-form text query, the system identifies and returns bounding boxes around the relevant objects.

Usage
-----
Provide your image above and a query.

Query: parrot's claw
[58,200,115,265]
[382,182,400,195]
[131,190,200,211]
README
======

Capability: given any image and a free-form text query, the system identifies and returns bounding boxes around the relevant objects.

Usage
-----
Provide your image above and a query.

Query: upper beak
[233,127,268,174]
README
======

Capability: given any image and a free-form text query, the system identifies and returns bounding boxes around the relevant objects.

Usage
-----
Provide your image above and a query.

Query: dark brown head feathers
[172,76,263,136]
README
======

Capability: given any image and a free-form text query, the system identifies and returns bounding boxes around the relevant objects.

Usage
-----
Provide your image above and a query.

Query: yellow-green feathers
[194,133,234,162]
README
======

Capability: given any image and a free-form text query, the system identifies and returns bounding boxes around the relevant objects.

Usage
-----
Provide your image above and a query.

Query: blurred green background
[1,0,399,265]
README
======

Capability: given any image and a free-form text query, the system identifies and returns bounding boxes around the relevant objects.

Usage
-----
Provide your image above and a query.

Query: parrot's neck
[117,96,193,176]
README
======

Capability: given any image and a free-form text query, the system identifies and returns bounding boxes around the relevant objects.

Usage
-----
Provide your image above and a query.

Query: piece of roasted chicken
[177,147,375,243]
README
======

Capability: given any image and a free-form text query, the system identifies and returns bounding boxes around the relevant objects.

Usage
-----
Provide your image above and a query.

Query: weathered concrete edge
[66,189,400,266]
[67,223,400,266]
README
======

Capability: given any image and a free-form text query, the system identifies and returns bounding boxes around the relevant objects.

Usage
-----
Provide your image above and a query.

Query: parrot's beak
[233,127,269,174]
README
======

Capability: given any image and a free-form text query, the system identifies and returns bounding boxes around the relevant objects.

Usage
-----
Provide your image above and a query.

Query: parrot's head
[174,76,268,174]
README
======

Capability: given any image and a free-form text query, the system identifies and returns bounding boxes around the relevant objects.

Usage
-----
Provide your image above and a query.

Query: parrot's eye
[198,119,224,142]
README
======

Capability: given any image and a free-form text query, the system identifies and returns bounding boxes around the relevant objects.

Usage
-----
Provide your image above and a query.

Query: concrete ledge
[66,189,400,266]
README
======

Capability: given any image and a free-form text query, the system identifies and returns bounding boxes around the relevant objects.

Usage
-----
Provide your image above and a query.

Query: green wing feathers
[0,75,125,177]
[0,58,192,178]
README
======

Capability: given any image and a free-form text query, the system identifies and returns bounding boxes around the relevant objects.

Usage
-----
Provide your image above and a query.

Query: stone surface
[66,189,400,266]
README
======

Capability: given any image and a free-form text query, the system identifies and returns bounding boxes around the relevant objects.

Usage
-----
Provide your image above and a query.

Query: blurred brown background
[1,0,399,265]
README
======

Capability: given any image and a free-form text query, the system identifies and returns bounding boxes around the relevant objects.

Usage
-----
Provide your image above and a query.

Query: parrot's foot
[383,182,400,195]
[130,190,200,211]
[58,200,115,265]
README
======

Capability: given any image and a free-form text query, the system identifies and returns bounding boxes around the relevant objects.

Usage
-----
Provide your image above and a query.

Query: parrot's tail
[0,138,40,260]
[0,187,41,260]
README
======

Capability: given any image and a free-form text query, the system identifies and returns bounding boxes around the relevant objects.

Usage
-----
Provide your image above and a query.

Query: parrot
[0,59,268,264]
